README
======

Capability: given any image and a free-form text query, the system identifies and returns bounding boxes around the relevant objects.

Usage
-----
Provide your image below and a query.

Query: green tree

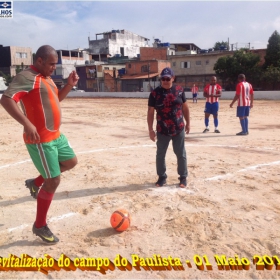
[214,49,261,89]
[213,55,239,89]
[233,49,262,82]
[263,30,280,69]
[213,41,229,51]
[261,65,280,90]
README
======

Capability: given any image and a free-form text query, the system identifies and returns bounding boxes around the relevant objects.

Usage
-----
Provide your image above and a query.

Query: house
[51,48,91,88]
[120,47,170,92]
[0,45,32,76]
[152,39,176,55]
[153,40,201,56]
[88,29,150,61]
[75,62,125,92]
[168,47,268,90]
[170,43,201,55]
[168,50,234,90]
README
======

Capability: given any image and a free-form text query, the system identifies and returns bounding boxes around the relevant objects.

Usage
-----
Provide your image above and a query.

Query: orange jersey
[4,65,61,143]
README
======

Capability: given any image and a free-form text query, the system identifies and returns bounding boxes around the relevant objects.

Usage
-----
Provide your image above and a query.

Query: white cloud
[1,1,280,52]
[272,16,280,30]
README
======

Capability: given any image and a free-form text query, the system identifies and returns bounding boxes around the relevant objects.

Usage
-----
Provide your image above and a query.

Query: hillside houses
[0,29,267,92]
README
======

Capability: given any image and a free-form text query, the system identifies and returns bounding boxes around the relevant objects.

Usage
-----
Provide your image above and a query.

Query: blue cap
[160,67,175,78]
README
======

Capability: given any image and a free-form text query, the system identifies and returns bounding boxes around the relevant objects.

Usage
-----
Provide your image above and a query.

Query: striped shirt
[191,86,198,93]
[4,65,61,143]
[236,81,253,106]
[204,84,222,103]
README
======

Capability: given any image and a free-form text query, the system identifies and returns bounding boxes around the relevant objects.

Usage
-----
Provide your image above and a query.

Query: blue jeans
[156,129,188,179]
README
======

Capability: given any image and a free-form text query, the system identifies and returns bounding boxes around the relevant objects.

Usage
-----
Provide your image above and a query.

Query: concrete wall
[1,91,280,100]
[67,91,280,100]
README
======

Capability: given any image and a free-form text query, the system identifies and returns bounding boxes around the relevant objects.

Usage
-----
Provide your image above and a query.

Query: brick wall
[104,72,121,92]
[140,47,168,61]
[125,60,170,76]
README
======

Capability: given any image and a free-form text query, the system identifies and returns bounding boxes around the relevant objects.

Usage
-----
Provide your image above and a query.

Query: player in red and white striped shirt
[230,74,254,135]
[191,84,199,103]
[203,76,222,133]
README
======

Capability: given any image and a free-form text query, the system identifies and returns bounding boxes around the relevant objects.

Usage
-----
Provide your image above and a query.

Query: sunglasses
[161,77,171,82]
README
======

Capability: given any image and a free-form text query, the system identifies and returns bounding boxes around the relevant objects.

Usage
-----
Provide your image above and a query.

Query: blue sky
[2,1,280,53]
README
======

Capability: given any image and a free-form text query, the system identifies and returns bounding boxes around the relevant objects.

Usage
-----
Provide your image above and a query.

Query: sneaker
[236,131,247,136]
[155,176,167,187]
[179,177,187,188]
[32,223,59,244]
[214,129,220,133]
[25,179,40,199]
[203,128,209,133]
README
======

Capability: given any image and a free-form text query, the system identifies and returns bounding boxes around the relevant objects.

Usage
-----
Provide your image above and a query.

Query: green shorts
[25,133,76,179]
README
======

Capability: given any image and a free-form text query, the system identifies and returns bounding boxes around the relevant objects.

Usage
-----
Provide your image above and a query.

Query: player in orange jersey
[1,45,79,244]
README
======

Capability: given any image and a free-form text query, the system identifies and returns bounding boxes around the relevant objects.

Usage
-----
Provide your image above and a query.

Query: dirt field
[0,98,280,279]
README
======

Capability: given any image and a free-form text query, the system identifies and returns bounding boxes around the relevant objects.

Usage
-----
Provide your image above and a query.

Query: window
[16,52,27,58]
[172,62,176,67]
[141,65,149,73]
[128,64,131,68]
[205,60,209,65]
[104,67,109,70]
[196,61,201,65]
[181,61,190,68]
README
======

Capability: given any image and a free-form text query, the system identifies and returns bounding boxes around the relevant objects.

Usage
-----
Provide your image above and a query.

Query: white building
[52,49,91,87]
[0,77,7,91]
[88,29,150,59]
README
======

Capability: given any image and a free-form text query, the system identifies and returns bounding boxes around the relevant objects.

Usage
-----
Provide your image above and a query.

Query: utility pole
[148,62,150,91]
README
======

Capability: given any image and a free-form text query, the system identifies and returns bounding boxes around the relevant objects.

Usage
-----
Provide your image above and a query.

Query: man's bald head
[35,45,57,62]
[238,74,246,81]
[34,45,58,77]
[210,76,217,85]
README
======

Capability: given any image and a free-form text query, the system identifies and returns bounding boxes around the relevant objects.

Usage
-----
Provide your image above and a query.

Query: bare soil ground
[0,98,280,279]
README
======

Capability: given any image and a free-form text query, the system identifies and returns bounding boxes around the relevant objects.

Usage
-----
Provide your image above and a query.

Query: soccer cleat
[25,179,40,199]
[155,176,167,187]
[236,131,247,136]
[32,223,59,244]
[214,129,220,133]
[203,128,209,133]
[179,177,187,188]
